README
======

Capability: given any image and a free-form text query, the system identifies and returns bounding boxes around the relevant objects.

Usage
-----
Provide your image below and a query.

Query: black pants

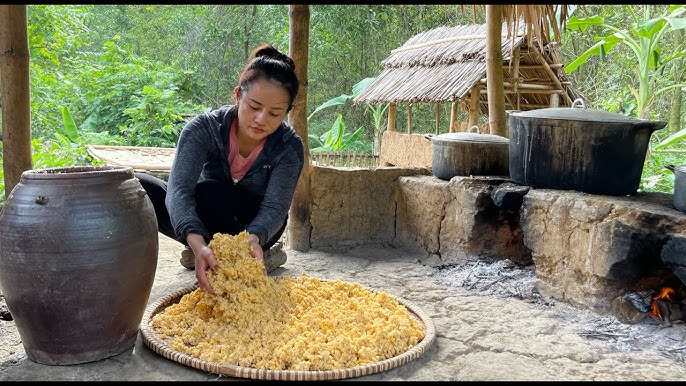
[136,172,286,250]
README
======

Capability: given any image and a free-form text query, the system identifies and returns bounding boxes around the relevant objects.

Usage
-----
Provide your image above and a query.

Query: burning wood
[612,286,686,324]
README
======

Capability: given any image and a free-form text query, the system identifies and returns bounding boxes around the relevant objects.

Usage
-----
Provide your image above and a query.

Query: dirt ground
[2,233,686,381]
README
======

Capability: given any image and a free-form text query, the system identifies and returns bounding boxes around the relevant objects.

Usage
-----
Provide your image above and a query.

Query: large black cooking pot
[507,100,666,196]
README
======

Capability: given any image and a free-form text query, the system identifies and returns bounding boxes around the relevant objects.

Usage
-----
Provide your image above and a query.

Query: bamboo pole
[467,87,479,129]
[407,104,413,134]
[287,4,311,251]
[449,101,458,132]
[485,5,507,136]
[527,41,573,105]
[0,5,32,198]
[479,88,565,95]
[511,44,521,110]
[387,103,397,131]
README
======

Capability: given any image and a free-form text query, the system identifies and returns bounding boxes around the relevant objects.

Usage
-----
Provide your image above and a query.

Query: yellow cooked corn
[151,231,425,371]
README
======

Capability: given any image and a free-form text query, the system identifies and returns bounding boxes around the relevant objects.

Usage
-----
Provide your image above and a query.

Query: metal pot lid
[509,99,652,124]
[431,132,509,144]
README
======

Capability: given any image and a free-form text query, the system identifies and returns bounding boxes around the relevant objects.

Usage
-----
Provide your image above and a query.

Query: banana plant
[565,5,686,122]
[309,114,364,154]
[308,77,387,154]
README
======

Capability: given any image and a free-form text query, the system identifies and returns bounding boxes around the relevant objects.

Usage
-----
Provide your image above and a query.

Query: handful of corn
[151,231,426,371]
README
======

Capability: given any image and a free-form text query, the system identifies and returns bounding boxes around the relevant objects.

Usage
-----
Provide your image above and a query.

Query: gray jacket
[165,105,304,246]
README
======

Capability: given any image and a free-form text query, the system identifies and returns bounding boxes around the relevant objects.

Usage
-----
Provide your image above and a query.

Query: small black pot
[508,100,666,196]
[665,164,686,212]
[428,127,509,180]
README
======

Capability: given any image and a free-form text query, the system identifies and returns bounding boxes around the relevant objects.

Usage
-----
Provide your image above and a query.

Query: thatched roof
[354,22,583,112]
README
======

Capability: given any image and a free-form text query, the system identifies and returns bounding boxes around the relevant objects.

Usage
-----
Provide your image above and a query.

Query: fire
[650,287,675,320]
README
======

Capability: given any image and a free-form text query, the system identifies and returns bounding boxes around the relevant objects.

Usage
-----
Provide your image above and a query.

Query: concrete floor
[2,233,686,381]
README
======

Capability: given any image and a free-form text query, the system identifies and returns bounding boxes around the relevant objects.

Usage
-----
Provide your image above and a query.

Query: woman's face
[235,78,290,143]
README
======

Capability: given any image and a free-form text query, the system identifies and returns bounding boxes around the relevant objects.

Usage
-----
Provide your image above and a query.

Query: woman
[137,44,304,294]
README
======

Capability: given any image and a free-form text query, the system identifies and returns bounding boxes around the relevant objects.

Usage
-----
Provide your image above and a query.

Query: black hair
[237,44,299,111]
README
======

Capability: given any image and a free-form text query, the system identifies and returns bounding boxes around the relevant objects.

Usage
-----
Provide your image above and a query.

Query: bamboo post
[0,5,32,198]
[449,101,459,132]
[467,87,479,129]
[485,5,508,137]
[511,44,521,111]
[407,104,413,134]
[287,4,311,251]
[387,103,397,131]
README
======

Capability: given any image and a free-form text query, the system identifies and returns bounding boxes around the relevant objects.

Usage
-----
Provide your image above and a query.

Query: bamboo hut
[353,21,584,167]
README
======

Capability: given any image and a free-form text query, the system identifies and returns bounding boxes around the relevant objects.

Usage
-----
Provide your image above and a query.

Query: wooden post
[485,5,507,137]
[387,103,396,132]
[407,104,413,134]
[467,86,479,129]
[0,5,32,199]
[449,101,459,132]
[434,103,440,134]
[287,4,311,251]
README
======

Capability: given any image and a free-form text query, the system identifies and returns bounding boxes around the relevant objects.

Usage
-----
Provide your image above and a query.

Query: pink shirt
[228,120,265,183]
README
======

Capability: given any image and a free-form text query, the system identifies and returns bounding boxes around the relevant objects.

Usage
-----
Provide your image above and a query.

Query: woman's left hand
[247,233,266,275]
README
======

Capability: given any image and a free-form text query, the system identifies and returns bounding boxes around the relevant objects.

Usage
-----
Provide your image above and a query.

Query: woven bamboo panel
[140,284,436,380]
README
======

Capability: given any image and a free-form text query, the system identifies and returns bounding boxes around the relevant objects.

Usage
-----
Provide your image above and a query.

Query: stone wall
[308,165,430,250]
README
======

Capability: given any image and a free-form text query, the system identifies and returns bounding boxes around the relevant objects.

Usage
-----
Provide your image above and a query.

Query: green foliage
[307,77,387,154]
[641,150,686,193]
[8,3,685,200]
[120,85,191,147]
[564,5,686,120]
[309,114,365,153]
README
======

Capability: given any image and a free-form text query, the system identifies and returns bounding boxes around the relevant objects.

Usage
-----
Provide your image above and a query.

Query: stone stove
[307,167,686,324]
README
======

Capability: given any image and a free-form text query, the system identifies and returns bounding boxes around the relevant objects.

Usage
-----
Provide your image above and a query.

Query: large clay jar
[0,165,158,365]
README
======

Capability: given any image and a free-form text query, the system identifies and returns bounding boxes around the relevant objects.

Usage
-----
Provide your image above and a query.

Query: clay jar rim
[21,165,134,181]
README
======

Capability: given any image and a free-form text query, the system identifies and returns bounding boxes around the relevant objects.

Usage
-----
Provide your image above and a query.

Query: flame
[650,287,675,320]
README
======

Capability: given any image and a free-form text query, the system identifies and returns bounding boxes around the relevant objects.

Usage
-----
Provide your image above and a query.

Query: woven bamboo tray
[140,284,436,380]
[86,145,176,172]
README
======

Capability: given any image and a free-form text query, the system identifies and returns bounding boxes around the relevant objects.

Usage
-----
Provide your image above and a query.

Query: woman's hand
[247,233,267,275]
[186,233,219,293]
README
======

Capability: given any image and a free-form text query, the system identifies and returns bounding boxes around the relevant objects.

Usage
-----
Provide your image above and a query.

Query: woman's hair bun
[252,44,295,71]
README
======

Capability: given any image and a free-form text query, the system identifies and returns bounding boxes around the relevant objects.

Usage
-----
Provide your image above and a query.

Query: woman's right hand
[186,234,219,293]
